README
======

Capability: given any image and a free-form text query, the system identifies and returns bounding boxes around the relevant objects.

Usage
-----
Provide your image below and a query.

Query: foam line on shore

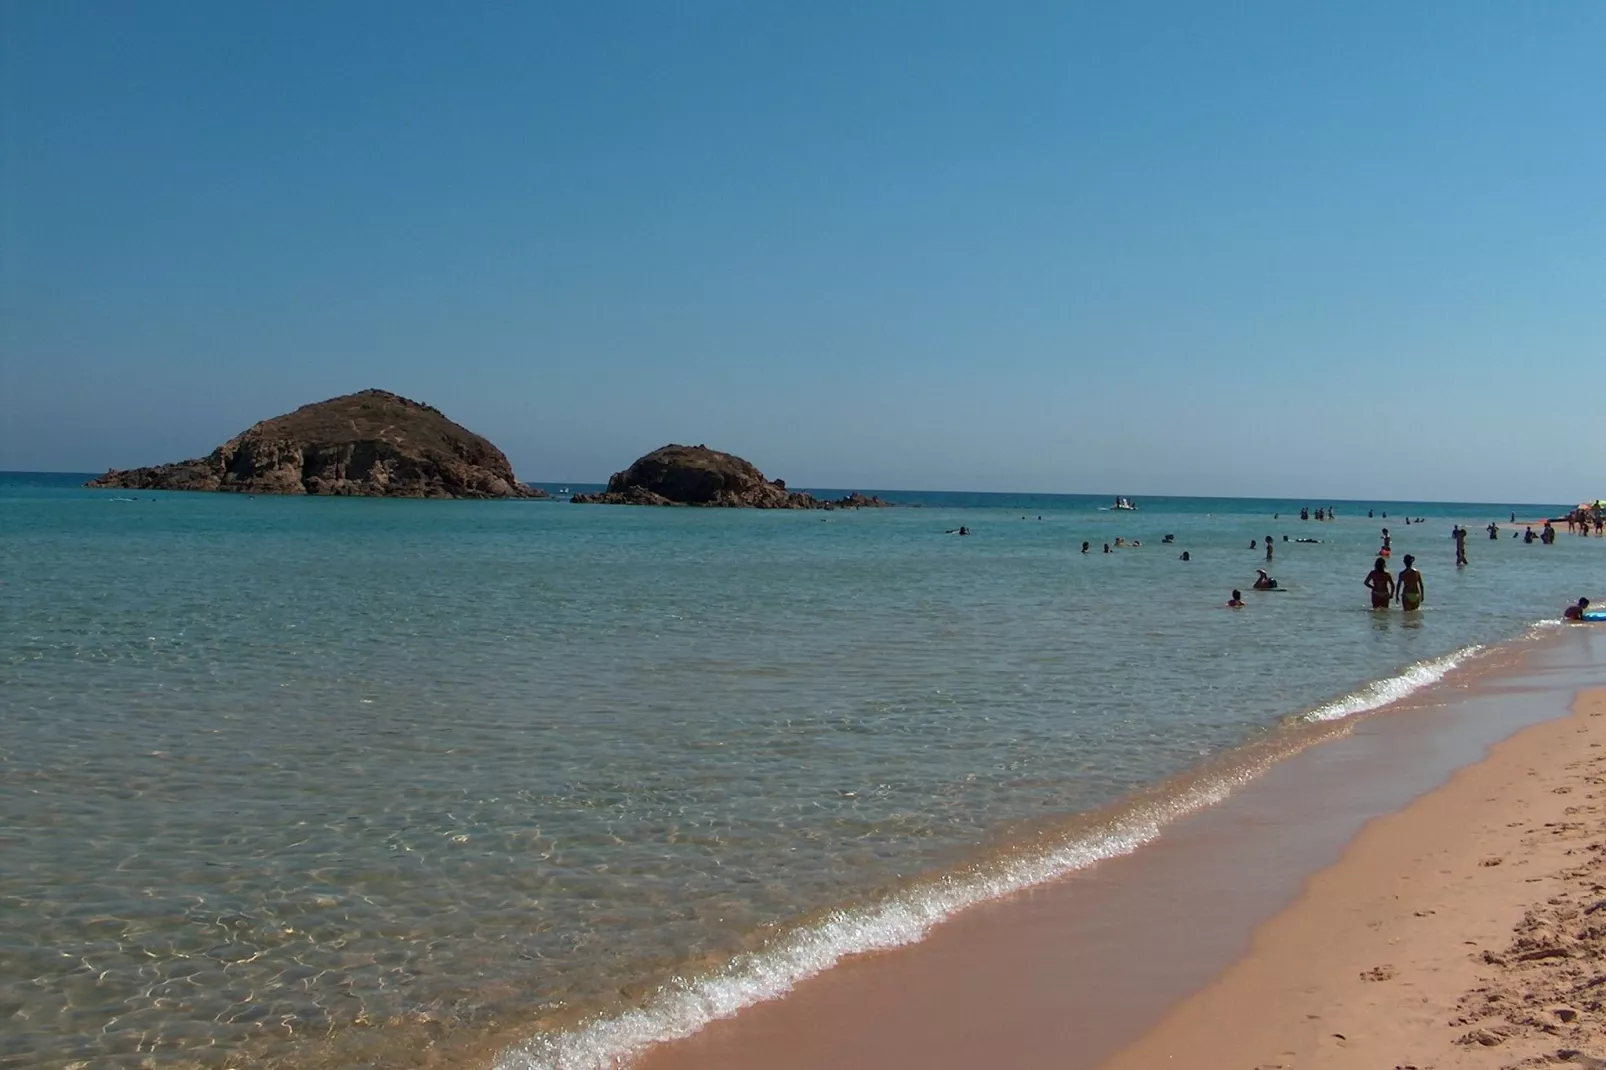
[492,626,1557,1070]
[495,776,1238,1070]
[1302,644,1484,722]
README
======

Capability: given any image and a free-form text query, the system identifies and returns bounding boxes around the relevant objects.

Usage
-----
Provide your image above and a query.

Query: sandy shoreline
[1099,685,1606,1069]
[616,630,1606,1070]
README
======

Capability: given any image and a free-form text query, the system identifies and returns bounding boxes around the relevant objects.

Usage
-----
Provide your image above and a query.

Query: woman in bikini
[1364,557,1394,609]
[1396,554,1425,612]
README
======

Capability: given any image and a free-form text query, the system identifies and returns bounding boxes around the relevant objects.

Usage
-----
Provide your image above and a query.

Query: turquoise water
[2,473,1600,1070]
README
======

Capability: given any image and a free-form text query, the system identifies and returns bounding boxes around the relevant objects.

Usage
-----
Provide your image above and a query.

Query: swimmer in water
[1563,597,1590,621]
[1082,541,1090,554]
[1396,554,1425,611]
[1180,551,1190,561]
[1253,569,1277,590]
[1364,557,1394,609]
[1227,589,1245,607]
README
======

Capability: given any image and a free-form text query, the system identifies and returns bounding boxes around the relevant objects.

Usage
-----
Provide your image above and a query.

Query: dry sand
[1100,687,1606,1070]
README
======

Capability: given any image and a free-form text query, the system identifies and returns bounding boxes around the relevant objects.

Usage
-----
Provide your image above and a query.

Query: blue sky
[3,1,1602,500]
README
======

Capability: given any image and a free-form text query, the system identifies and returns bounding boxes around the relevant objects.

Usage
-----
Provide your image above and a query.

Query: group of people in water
[1228,517,1588,618]
[948,508,1593,619]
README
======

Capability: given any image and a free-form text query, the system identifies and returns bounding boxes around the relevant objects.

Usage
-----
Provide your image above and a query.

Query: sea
[3,471,1601,1070]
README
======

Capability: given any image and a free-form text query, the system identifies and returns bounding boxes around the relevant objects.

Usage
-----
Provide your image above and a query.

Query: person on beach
[1563,597,1591,621]
[1227,589,1245,607]
[1253,569,1278,590]
[1396,554,1425,612]
[1453,526,1468,567]
[1364,557,1394,608]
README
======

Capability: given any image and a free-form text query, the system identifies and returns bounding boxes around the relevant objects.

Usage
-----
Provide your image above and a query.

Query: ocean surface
[3,472,1601,1070]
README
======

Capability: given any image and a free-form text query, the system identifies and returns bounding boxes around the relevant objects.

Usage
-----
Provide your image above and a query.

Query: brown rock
[86,389,544,499]
[572,444,893,510]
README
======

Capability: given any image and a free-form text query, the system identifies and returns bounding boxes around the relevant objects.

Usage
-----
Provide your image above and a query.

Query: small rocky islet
[88,393,890,508]
[571,443,891,509]
[86,389,543,498]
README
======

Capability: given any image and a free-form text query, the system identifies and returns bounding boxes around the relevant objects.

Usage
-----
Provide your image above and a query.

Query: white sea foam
[494,636,1521,1070]
[493,776,1245,1070]
[1302,643,1485,722]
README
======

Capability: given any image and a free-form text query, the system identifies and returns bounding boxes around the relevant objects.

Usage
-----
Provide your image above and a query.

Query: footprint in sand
[1361,965,1397,981]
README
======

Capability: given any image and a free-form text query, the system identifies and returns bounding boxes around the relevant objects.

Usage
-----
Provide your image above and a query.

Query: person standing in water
[1265,535,1274,562]
[1227,590,1245,607]
[1396,554,1425,612]
[1364,557,1394,608]
[1453,525,1468,566]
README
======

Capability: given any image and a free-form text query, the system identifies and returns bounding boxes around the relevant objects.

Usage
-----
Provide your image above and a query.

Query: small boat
[1111,497,1138,511]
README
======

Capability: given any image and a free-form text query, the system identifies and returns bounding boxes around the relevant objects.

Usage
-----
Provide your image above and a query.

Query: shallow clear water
[2,473,1600,1069]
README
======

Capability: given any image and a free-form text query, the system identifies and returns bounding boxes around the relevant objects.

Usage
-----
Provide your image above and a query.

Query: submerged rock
[571,444,891,509]
[87,389,544,499]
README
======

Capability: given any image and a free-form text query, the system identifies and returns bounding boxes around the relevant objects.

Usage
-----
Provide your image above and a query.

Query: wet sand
[632,628,1605,1070]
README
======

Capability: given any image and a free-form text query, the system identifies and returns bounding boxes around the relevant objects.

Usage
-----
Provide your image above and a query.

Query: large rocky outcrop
[87,389,543,499]
[571,444,890,509]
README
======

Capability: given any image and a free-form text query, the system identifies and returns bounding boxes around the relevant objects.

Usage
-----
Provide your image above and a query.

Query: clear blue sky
[3,1,1602,500]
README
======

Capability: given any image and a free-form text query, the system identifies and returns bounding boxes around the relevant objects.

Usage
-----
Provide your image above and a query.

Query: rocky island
[571,444,890,509]
[87,389,543,498]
